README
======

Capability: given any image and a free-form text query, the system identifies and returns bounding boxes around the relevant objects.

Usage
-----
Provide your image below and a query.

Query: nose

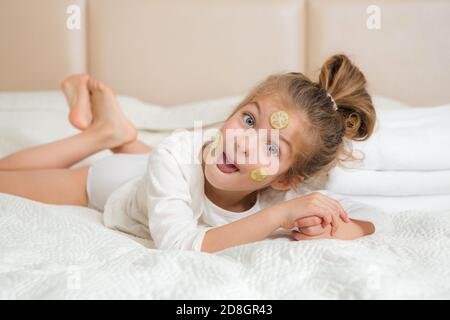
[234,129,259,163]
[235,135,247,156]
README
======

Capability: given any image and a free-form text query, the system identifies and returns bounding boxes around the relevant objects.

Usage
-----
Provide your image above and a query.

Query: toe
[79,73,90,83]
[61,77,71,90]
[87,78,96,91]
[96,80,106,91]
[94,79,102,91]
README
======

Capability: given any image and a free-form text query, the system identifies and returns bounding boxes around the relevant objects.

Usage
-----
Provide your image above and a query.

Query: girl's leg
[0,166,90,206]
[111,140,152,154]
[0,77,138,171]
[0,77,148,207]
[0,129,115,171]
[62,74,152,155]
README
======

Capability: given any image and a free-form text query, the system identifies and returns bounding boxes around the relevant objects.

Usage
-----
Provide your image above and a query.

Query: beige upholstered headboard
[1,0,449,106]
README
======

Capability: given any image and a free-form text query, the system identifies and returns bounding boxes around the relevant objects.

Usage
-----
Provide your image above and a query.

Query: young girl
[0,54,392,253]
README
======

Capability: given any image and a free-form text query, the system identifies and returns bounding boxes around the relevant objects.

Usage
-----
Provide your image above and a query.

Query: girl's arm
[201,192,346,253]
[201,203,284,253]
[333,219,375,239]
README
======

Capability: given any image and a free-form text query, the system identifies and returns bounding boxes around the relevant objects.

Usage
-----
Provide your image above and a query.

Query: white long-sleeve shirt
[103,129,393,252]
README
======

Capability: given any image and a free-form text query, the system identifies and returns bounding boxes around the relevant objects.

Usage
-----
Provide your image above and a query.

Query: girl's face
[203,94,304,192]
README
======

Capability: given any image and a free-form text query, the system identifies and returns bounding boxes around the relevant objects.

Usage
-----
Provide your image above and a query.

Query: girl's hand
[292,219,376,241]
[280,192,350,236]
[294,213,350,237]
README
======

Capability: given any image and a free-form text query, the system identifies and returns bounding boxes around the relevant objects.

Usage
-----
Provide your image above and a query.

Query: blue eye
[267,143,279,156]
[243,114,254,127]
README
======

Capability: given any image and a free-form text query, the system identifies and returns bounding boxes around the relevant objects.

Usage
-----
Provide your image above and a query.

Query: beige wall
[306,0,450,106]
[0,0,86,91]
[0,0,449,106]
[87,0,306,105]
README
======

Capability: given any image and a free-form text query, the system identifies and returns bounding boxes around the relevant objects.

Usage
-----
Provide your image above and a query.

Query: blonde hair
[228,54,376,185]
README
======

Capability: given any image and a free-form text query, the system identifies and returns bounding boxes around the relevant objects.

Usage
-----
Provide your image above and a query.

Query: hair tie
[327,92,338,111]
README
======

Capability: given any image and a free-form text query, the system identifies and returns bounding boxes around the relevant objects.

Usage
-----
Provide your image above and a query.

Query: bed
[1,0,450,299]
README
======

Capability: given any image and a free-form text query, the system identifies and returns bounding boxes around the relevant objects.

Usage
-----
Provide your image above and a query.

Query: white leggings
[86,152,151,212]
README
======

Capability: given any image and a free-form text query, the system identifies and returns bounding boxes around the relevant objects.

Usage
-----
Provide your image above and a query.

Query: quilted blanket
[1,192,449,299]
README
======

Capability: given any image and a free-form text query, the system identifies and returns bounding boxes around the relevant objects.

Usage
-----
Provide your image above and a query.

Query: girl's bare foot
[85,78,137,149]
[61,73,93,130]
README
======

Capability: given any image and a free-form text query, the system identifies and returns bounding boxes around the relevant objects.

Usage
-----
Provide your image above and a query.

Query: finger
[296,216,322,228]
[291,230,302,241]
[332,210,340,236]
[301,225,326,236]
[327,209,337,236]
[292,230,329,241]
[296,233,311,241]
[309,202,332,226]
[328,198,350,223]
[291,230,310,241]
[341,210,350,223]
[316,218,333,236]
[318,195,349,223]
[333,201,350,223]
[322,224,333,238]
[314,196,338,219]
[316,197,346,230]
[322,214,331,225]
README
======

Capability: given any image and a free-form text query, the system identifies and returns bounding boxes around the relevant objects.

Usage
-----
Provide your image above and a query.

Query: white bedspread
[1,91,450,299]
[1,192,449,299]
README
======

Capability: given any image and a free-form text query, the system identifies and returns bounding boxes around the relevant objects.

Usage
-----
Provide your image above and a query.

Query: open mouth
[216,152,239,174]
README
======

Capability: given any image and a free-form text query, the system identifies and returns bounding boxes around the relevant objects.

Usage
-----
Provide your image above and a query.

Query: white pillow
[119,94,245,131]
